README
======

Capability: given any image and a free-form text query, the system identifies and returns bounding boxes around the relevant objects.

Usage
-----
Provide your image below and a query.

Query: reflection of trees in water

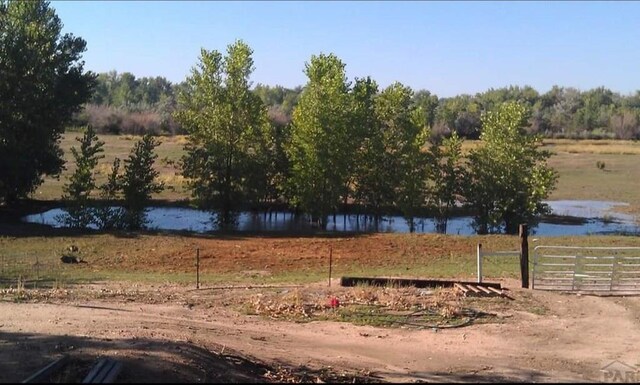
[56,205,95,229]
[28,206,640,236]
[123,208,149,230]
[54,206,150,231]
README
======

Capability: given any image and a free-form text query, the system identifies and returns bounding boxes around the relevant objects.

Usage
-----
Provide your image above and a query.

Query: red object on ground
[329,297,340,308]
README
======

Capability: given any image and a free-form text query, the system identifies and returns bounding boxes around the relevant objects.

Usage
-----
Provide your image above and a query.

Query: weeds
[246,286,484,329]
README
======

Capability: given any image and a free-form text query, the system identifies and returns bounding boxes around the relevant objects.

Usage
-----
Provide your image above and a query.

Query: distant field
[32,134,640,215]
[34,134,190,202]
[543,139,640,216]
[543,138,640,155]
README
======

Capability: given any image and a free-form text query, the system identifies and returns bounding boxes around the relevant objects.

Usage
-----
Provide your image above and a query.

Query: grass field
[2,229,640,288]
[32,134,640,215]
[542,139,640,216]
[33,134,190,202]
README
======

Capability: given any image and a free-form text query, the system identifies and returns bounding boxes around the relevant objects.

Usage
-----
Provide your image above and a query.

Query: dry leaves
[250,286,464,321]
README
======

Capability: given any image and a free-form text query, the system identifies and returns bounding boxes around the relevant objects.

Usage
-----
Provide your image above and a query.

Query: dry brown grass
[248,285,464,326]
[543,139,640,155]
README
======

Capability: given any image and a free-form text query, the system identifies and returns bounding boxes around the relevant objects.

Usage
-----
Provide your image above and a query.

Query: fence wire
[0,251,65,289]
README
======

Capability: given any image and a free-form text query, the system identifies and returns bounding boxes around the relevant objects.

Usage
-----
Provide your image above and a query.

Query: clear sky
[51,1,640,98]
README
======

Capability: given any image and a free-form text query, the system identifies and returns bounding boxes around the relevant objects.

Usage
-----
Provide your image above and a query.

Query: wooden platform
[340,276,502,290]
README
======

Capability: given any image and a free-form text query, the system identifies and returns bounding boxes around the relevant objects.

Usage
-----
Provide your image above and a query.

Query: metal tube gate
[533,246,640,293]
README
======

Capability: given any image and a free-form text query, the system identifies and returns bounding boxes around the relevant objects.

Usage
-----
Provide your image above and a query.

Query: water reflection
[22,201,640,236]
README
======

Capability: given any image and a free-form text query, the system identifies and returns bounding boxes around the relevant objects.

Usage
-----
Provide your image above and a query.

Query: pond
[21,200,639,236]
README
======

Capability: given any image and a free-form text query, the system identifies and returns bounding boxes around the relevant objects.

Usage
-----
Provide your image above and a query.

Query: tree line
[71,71,182,135]
[1,1,558,234]
[174,41,557,234]
[77,74,640,141]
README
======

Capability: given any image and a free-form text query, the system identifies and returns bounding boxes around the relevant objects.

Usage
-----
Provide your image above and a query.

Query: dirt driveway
[2,279,640,383]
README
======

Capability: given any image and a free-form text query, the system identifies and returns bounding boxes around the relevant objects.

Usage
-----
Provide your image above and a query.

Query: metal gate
[533,246,640,293]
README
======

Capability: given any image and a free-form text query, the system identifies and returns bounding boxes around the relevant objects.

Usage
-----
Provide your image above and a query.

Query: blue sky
[52,1,640,98]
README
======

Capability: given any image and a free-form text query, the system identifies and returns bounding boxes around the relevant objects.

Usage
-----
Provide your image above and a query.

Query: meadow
[32,135,640,216]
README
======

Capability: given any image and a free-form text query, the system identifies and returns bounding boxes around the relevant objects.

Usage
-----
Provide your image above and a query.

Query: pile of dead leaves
[251,290,326,320]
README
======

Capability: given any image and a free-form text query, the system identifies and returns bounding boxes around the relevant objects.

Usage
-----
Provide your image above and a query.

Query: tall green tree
[0,0,95,203]
[62,126,105,202]
[352,77,391,222]
[175,40,269,228]
[247,117,292,212]
[58,126,104,228]
[427,131,466,233]
[413,90,439,129]
[375,83,430,232]
[288,53,353,228]
[466,102,557,234]
[120,134,164,229]
[93,157,126,230]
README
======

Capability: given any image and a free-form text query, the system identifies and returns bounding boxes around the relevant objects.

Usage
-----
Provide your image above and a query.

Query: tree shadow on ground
[0,330,275,383]
[0,330,382,383]
[375,368,554,383]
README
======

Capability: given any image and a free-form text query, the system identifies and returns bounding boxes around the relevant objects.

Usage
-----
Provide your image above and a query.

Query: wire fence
[0,251,66,289]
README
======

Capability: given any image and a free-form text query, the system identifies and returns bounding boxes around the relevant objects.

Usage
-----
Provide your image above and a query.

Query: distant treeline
[72,71,640,140]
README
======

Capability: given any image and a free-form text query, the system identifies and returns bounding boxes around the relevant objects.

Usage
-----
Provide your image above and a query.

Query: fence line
[0,251,63,289]
[476,243,520,284]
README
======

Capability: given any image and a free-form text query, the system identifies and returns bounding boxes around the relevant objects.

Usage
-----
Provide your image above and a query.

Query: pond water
[21,200,639,236]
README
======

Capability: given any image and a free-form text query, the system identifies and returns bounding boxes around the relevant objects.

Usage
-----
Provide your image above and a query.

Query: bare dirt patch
[2,279,640,383]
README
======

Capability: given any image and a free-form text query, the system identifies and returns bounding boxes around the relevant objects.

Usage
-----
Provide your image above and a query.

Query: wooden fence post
[477,243,482,284]
[519,224,529,288]
[329,245,333,287]
[196,248,200,289]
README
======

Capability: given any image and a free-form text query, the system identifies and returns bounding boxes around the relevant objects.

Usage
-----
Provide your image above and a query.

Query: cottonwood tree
[175,40,269,228]
[466,102,557,234]
[374,83,430,232]
[426,131,466,233]
[247,116,292,213]
[0,0,95,203]
[413,90,439,130]
[352,77,391,223]
[287,53,354,228]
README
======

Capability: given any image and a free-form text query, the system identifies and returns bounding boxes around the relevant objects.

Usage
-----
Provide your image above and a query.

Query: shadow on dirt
[0,330,382,383]
[375,368,552,383]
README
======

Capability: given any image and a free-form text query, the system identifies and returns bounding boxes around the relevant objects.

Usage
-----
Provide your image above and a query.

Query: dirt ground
[2,278,640,383]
